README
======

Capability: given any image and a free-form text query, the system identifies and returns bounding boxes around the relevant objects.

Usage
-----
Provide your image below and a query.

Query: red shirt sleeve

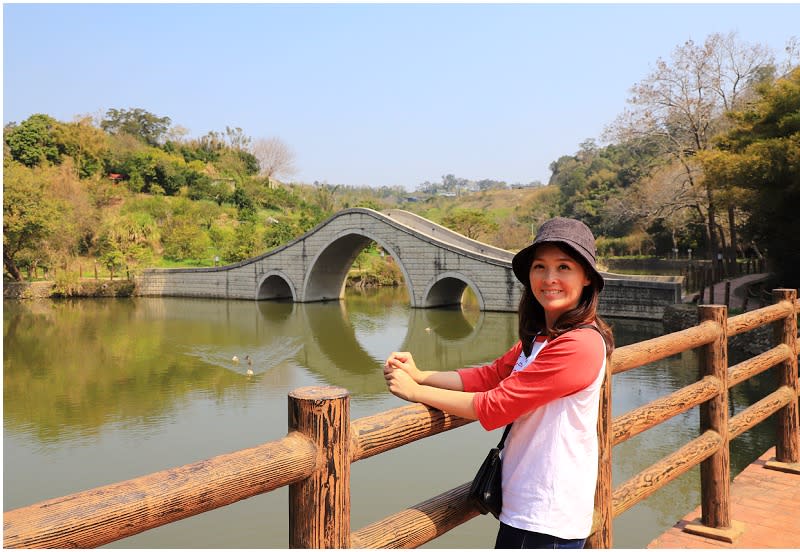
[457,341,523,392]
[470,328,605,431]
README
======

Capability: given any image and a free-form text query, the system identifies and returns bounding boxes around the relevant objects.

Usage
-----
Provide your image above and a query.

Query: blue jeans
[495,522,586,549]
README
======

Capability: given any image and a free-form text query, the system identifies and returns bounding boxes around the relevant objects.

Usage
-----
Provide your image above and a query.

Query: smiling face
[528,243,591,329]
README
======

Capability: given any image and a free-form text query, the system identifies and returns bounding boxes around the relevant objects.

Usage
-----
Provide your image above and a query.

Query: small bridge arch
[422,271,485,310]
[256,270,296,301]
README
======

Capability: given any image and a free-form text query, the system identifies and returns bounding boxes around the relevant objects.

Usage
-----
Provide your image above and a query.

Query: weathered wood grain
[773,290,799,463]
[586,365,613,549]
[729,386,795,439]
[3,432,317,548]
[698,305,730,529]
[727,300,795,337]
[350,481,479,549]
[613,430,722,518]
[610,321,718,375]
[288,386,351,548]
[612,376,721,446]
[350,403,473,463]
[728,344,792,388]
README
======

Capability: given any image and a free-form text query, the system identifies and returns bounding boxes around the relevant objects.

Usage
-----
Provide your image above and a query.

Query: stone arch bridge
[136,208,680,319]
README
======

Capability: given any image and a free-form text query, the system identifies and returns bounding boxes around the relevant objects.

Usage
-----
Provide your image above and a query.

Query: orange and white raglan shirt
[457,327,606,539]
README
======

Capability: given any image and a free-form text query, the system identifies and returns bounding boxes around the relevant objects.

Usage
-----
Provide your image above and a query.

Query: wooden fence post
[709,277,716,304]
[685,305,742,542]
[770,289,800,469]
[586,364,613,548]
[288,386,351,548]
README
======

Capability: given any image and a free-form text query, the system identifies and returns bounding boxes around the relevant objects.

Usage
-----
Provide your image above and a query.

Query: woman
[384,217,614,549]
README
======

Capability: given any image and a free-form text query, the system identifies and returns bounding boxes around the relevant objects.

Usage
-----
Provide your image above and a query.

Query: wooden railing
[4,290,799,549]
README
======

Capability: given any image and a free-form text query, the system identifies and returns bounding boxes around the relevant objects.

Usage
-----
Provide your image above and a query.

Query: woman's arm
[384,367,477,419]
[384,351,464,391]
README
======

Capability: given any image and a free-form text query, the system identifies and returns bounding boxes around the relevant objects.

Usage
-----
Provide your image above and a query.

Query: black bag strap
[495,324,602,449]
[496,423,513,450]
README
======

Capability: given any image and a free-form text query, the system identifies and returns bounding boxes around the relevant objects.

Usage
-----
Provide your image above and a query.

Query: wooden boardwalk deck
[647,447,800,549]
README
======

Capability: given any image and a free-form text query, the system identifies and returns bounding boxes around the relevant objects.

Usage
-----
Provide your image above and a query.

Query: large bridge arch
[303,229,416,306]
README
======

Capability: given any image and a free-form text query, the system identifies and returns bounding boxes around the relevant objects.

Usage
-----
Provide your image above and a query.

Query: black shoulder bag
[467,324,603,519]
[468,423,512,519]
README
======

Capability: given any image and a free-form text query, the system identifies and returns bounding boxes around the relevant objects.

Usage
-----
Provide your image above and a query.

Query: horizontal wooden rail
[729,386,796,440]
[612,429,722,518]
[612,376,722,446]
[350,482,479,548]
[350,403,473,463]
[728,344,793,388]
[727,301,796,337]
[610,321,719,375]
[3,432,317,549]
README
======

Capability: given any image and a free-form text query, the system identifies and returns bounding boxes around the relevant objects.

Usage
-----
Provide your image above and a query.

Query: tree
[608,32,774,271]
[55,116,108,178]
[101,108,171,146]
[441,209,499,240]
[3,163,60,280]
[700,68,800,286]
[251,137,296,188]
[5,114,62,167]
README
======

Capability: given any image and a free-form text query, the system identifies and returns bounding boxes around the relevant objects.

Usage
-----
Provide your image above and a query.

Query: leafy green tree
[441,208,499,240]
[5,114,62,167]
[3,163,61,279]
[263,218,297,249]
[100,108,171,146]
[96,210,159,269]
[161,215,211,260]
[700,67,800,285]
[223,221,262,262]
[54,116,108,178]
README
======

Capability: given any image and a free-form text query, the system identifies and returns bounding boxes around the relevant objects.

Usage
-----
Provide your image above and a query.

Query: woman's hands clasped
[384,351,422,402]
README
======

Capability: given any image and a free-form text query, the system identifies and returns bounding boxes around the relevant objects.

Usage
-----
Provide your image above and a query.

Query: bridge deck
[647,447,800,549]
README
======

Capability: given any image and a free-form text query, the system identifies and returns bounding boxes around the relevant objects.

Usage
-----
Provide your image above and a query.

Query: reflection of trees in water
[6,296,780,465]
[3,300,248,443]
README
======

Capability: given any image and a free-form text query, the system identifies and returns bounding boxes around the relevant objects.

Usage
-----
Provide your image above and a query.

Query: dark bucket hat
[512,217,604,290]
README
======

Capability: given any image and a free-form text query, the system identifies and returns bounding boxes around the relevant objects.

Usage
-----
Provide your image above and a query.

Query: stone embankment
[3,280,135,299]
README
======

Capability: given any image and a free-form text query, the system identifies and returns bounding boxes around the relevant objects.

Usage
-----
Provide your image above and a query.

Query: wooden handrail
[729,386,796,439]
[612,376,722,445]
[350,482,479,549]
[3,433,317,548]
[4,290,799,549]
[350,403,473,463]
[728,344,793,387]
[727,301,795,336]
[612,430,723,518]
[610,320,719,374]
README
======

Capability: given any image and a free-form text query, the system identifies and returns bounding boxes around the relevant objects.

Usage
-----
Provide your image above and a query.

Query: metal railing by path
[4,291,799,548]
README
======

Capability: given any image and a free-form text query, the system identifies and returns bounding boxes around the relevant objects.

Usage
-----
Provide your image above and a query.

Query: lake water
[2,288,778,548]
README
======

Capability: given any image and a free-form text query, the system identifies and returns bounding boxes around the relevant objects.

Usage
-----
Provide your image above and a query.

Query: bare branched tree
[606,31,773,269]
[251,137,297,188]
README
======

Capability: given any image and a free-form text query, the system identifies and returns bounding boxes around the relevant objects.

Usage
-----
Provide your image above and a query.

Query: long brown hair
[517,244,614,357]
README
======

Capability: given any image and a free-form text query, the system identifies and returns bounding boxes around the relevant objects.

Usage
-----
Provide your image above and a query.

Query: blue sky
[3,3,799,189]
